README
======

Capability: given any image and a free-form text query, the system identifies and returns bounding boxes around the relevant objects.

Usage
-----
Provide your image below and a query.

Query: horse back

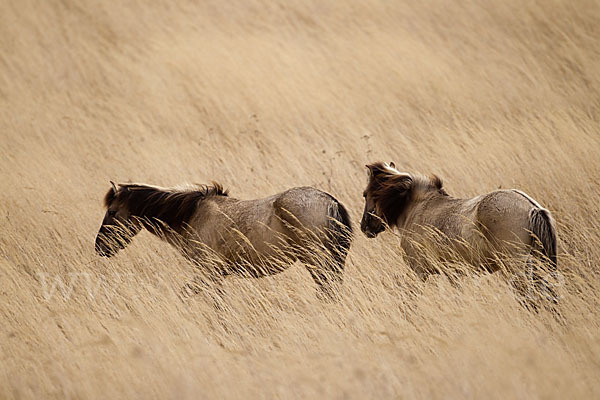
[475,190,539,249]
[185,187,344,265]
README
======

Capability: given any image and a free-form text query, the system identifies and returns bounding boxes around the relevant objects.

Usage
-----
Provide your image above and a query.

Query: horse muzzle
[364,231,376,239]
[362,229,378,238]
[361,224,385,238]
[95,231,122,257]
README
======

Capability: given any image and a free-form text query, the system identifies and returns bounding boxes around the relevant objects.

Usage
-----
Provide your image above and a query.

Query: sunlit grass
[1,0,599,398]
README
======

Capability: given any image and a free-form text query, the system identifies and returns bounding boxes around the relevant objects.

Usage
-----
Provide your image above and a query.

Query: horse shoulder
[187,199,233,244]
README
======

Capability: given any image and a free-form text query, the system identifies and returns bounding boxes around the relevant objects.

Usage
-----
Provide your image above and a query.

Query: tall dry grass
[1,0,600,398]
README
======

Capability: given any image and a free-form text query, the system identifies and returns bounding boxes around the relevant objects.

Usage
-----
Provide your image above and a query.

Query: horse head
[361,162,413,238]
[95,182,141,257]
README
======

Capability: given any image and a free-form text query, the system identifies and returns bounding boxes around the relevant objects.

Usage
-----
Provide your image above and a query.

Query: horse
[95,181,353,300]
[360,162,558,300]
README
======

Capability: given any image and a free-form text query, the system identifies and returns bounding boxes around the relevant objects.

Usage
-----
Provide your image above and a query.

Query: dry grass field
[1,0,600,398]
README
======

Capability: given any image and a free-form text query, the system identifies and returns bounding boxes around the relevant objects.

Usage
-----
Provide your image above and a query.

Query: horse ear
[389,162,396,169]
[365,165,373,177]
[104,182,118,207]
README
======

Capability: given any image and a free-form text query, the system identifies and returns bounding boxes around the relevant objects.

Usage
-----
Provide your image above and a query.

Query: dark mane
[110,182,228,234]
[366,162,413,228]
[366,162,447,228]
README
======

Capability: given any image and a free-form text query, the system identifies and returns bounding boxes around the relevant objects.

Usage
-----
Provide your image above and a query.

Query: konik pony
[360,162,557,299]
[95,182,353,300]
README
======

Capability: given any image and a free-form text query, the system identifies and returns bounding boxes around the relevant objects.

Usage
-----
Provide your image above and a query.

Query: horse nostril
[363,229,376,238]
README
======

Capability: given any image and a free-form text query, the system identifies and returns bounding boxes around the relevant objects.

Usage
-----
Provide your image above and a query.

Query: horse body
[400,188,555,275]
[361,162,557,280]
[183,187,348,276]
[95,183,352,298]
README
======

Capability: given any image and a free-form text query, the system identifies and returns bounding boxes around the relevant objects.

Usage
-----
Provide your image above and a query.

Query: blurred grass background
[1,0,599,398]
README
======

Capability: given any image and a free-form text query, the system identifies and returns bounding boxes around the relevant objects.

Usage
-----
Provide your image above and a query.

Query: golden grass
[1,0,600,398]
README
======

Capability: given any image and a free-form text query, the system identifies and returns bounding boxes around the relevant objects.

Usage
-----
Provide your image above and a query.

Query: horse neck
[395,202,414,229]
[173,194,232,234]
[397,190,446,228]
[124,187,202,238]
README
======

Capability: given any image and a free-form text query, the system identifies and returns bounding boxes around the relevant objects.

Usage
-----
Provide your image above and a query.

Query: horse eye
[108,210,116,217]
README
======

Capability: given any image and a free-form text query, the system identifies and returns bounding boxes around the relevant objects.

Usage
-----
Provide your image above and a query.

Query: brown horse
[360,162,557,295]
[95,182,352,300]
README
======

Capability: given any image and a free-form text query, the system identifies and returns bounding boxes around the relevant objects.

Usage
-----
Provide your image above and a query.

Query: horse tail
[529,208,557,271]
[525,207,560,306]
[528,207,557,271]
[326,199,353,266]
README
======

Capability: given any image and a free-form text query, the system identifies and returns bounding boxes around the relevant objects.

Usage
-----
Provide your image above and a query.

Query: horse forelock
[365,163,412,226]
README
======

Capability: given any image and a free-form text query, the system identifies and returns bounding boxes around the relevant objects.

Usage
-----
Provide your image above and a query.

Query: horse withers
[360,162,558,301]
[95,182,353,300]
